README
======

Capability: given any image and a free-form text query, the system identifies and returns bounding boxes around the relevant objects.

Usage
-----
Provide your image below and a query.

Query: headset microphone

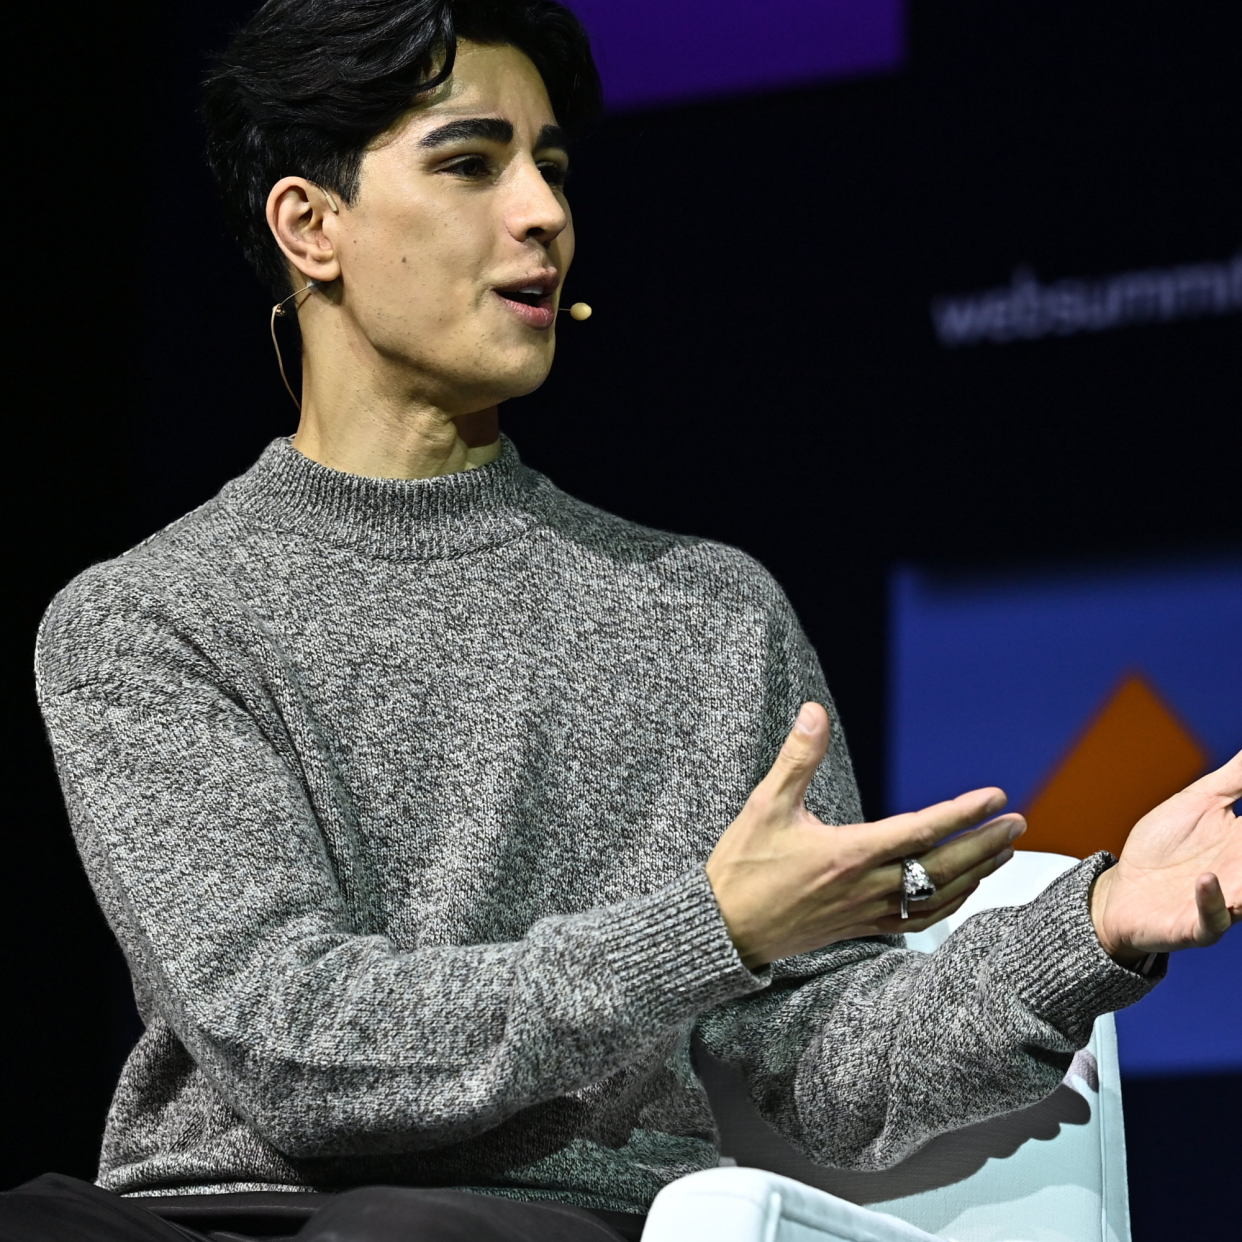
[270,280,322,412]
[271,286,593,416]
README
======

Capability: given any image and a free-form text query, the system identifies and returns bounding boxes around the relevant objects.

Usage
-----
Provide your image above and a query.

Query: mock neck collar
[221,435,545,559]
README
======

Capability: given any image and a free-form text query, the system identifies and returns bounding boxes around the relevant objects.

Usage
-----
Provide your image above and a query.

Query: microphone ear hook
[269,286,591,417]
[272,279,320,319]
[270,280,322,413]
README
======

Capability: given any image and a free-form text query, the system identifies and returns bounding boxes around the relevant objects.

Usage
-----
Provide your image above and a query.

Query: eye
[538,160,569,189]
[440,154,493,180]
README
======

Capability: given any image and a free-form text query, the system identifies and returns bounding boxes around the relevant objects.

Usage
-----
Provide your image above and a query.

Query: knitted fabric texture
[35,437,1156,1210]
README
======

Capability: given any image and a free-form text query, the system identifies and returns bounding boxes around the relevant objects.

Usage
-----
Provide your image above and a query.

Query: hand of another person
[1090,749,1242,966]
[706,702,1025,968]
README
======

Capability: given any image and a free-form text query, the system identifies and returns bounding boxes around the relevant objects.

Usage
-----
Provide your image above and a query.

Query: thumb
[1193,873,1235,946]
[758,702,830,815]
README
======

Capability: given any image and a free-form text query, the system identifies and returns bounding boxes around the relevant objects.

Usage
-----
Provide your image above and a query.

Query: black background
[6,1,1240,1235]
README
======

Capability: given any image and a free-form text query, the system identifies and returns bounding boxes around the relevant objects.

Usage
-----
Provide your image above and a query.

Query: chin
[478,346,556,402]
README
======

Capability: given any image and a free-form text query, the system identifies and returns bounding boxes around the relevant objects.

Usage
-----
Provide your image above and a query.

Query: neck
[290,310,502,481]
[292,402,501,480]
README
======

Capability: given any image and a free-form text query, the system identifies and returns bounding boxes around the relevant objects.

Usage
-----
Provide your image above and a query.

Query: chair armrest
[643,1167,943,1242]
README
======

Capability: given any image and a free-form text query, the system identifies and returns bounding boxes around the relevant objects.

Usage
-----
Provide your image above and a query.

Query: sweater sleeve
[696,855,1158,1170]
[35,570,766,1160]
[697,592,1160,1171]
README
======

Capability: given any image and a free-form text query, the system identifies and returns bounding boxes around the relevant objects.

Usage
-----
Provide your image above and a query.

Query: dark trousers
[0,1174,646,1242]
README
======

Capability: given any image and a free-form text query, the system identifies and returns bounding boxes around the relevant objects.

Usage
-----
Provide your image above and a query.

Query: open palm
[1093,749,1242,958]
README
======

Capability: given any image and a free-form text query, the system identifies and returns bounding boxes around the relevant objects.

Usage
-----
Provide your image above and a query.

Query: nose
[504,157,570,247]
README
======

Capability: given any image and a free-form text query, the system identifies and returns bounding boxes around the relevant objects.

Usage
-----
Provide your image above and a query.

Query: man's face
[329,42,574,414]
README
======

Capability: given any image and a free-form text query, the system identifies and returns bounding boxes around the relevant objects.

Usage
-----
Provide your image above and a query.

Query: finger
[873,887,976,937]
[920,814,1027,886]
[921,844,1016,909]
[902,889,974,933]
[1193,873,1234,946]
[1187,747,1242,806]
[756,702,830,814]
[869,787,1011,860]
[866,841,1016,923]
[858,824,1018,905]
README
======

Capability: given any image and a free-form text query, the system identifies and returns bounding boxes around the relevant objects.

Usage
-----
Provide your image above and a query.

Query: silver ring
[900,857,937,921]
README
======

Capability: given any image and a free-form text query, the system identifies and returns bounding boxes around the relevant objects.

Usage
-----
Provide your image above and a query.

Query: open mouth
[493,274,558,329]
[500,287,548,308]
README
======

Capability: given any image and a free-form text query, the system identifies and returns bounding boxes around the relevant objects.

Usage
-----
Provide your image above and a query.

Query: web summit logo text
[932,252,1242,348]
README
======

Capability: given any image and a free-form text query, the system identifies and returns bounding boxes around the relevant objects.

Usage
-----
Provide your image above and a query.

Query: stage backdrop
[11,1,1241,1232]
[890,559,1242,1076]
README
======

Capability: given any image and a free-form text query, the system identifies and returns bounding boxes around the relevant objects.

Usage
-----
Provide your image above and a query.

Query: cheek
[347,207,486,323]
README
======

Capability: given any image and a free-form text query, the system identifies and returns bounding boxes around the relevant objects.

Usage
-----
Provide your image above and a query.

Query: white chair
[645,853,1132,1242]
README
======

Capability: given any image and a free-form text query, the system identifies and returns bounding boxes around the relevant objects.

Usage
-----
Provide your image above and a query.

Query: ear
[266,177,342,287]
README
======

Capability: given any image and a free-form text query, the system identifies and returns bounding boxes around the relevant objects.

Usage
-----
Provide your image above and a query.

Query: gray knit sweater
[35,436,1155,1210]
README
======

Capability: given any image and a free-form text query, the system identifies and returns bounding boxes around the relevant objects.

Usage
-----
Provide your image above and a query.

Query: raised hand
[1090,749,1242,965]
[706,702,1026,968]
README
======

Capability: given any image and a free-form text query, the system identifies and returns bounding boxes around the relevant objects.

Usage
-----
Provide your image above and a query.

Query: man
[8,1,1239,1239]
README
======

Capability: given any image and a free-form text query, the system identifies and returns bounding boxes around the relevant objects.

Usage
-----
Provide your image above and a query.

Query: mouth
[493,271,558,330]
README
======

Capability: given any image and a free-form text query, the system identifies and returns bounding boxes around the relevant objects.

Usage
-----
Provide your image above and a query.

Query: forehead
[403,42,557,138]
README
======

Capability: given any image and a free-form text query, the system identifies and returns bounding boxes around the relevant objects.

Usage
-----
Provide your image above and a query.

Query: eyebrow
[418,117,569,154]
[535,124,569,154]
[419,117,512,148]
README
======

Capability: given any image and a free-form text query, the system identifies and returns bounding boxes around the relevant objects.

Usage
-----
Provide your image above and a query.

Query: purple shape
[564,0,905,111]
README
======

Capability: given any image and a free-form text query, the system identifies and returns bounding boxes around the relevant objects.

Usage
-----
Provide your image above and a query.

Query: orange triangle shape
[1020,673,1208,859]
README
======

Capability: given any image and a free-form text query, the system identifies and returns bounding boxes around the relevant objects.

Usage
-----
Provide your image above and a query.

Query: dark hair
[204,0,602,297]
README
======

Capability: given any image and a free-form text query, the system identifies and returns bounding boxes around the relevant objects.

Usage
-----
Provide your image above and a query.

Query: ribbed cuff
[989,852,1163,1039]
[594,867,769,1027]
